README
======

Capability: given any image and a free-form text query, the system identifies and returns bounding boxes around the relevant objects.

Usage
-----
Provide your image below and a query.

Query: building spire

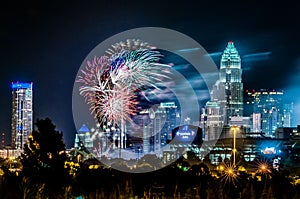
[220,41,241,67]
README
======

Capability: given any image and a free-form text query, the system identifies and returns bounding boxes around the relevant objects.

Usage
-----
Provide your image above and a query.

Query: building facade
[11,82,33,150]
[245,89,293,137]
[74,124,93,150]
[127,102,180,155]
[202,41,243,140]
[219,41,244,123]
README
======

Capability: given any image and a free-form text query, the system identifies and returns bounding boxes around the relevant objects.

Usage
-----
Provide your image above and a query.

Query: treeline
[1,159,300,199]
[0,118,299,199]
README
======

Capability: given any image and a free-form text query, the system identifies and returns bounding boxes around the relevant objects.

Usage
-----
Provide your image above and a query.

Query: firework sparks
[77,39,170,126]
[94,87,139,124]
[106,39,155,55]
[110,49,171,90]
[77,56,111,100]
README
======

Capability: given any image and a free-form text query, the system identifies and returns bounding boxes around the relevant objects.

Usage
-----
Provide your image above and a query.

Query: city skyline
[1,40,299,149]
[4,40,297,150]
[1,1,300,148]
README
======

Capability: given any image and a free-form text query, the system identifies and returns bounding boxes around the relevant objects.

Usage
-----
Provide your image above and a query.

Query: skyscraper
[203,41,243,140]
[146,102,179,153]
[11,82,33,150]
[210,41,243,124]
[219,41,243,123]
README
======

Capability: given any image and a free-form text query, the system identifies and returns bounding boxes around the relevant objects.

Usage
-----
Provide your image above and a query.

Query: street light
[231,125,239,166]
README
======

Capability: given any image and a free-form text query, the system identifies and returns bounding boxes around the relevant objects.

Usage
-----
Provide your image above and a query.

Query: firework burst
[106,39,155,55]
[77,39,170,126]
[94,87,139,124]
[110,49,171,90]
[77,55,111,98]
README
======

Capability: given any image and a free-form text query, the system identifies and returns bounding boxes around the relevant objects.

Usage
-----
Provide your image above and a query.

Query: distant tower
[11,82,33,150]
[219,41,243,124]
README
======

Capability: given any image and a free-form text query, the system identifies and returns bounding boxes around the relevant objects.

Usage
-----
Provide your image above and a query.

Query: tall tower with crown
[219,41,243,124]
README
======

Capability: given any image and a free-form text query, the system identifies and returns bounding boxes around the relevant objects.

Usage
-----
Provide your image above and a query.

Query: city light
[255,159,272,175]
[1,38,300,198]
[220,163,239,186]
[231,125,239,166]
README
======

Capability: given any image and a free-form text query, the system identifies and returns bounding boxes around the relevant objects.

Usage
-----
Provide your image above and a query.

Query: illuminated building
[147,102,179,153]
[143,124,150,154]
[203,41,243,139]
[152,113,163,152]
[245,89,293,137]
[11,82,33,150]
[129,102,180,155]
[218,41,243,123]
[128,112,149,153]
[74,124,93,150]
[205,135,300,164]
[201,101,223,141]
[229,116,251,130]
[158,102,180,146]
[165,124,203,162]
[252,113,261,133]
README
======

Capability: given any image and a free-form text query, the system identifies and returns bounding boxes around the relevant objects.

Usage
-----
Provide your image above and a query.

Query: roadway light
[231,125,239,167]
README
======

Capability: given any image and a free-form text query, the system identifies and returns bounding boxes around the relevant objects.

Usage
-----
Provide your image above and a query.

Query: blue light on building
[11,82,32,89]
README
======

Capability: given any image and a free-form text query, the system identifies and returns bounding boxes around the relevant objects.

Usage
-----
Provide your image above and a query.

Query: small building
[74,124,93,150]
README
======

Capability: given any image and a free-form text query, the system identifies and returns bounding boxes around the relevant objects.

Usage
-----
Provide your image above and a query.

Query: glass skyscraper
[220,41,243,123]
[202,41,243,140]
[11,82,33,150]
[209,41,243,125]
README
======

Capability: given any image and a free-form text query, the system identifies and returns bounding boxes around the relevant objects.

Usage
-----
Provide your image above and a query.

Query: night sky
[1,0,300,148]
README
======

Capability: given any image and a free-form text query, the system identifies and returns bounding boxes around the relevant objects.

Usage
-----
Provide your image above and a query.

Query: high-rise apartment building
[11,82,33,150]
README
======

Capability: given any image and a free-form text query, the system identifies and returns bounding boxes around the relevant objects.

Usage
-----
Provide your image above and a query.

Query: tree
[20,118,70,198]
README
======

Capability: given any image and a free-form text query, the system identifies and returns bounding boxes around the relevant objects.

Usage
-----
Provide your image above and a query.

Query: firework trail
[106,39,155,55]
[77,39,171,126]
[110,49,171,90]
[94,86,139,124]
[77,56,111,100]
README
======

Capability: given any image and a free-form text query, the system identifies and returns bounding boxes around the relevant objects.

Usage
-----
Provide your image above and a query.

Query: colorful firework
[110,49,171,90]
[77,55,111,98]
[93,87,139,124]
[77,39,170,126]
[106,39,155,55]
